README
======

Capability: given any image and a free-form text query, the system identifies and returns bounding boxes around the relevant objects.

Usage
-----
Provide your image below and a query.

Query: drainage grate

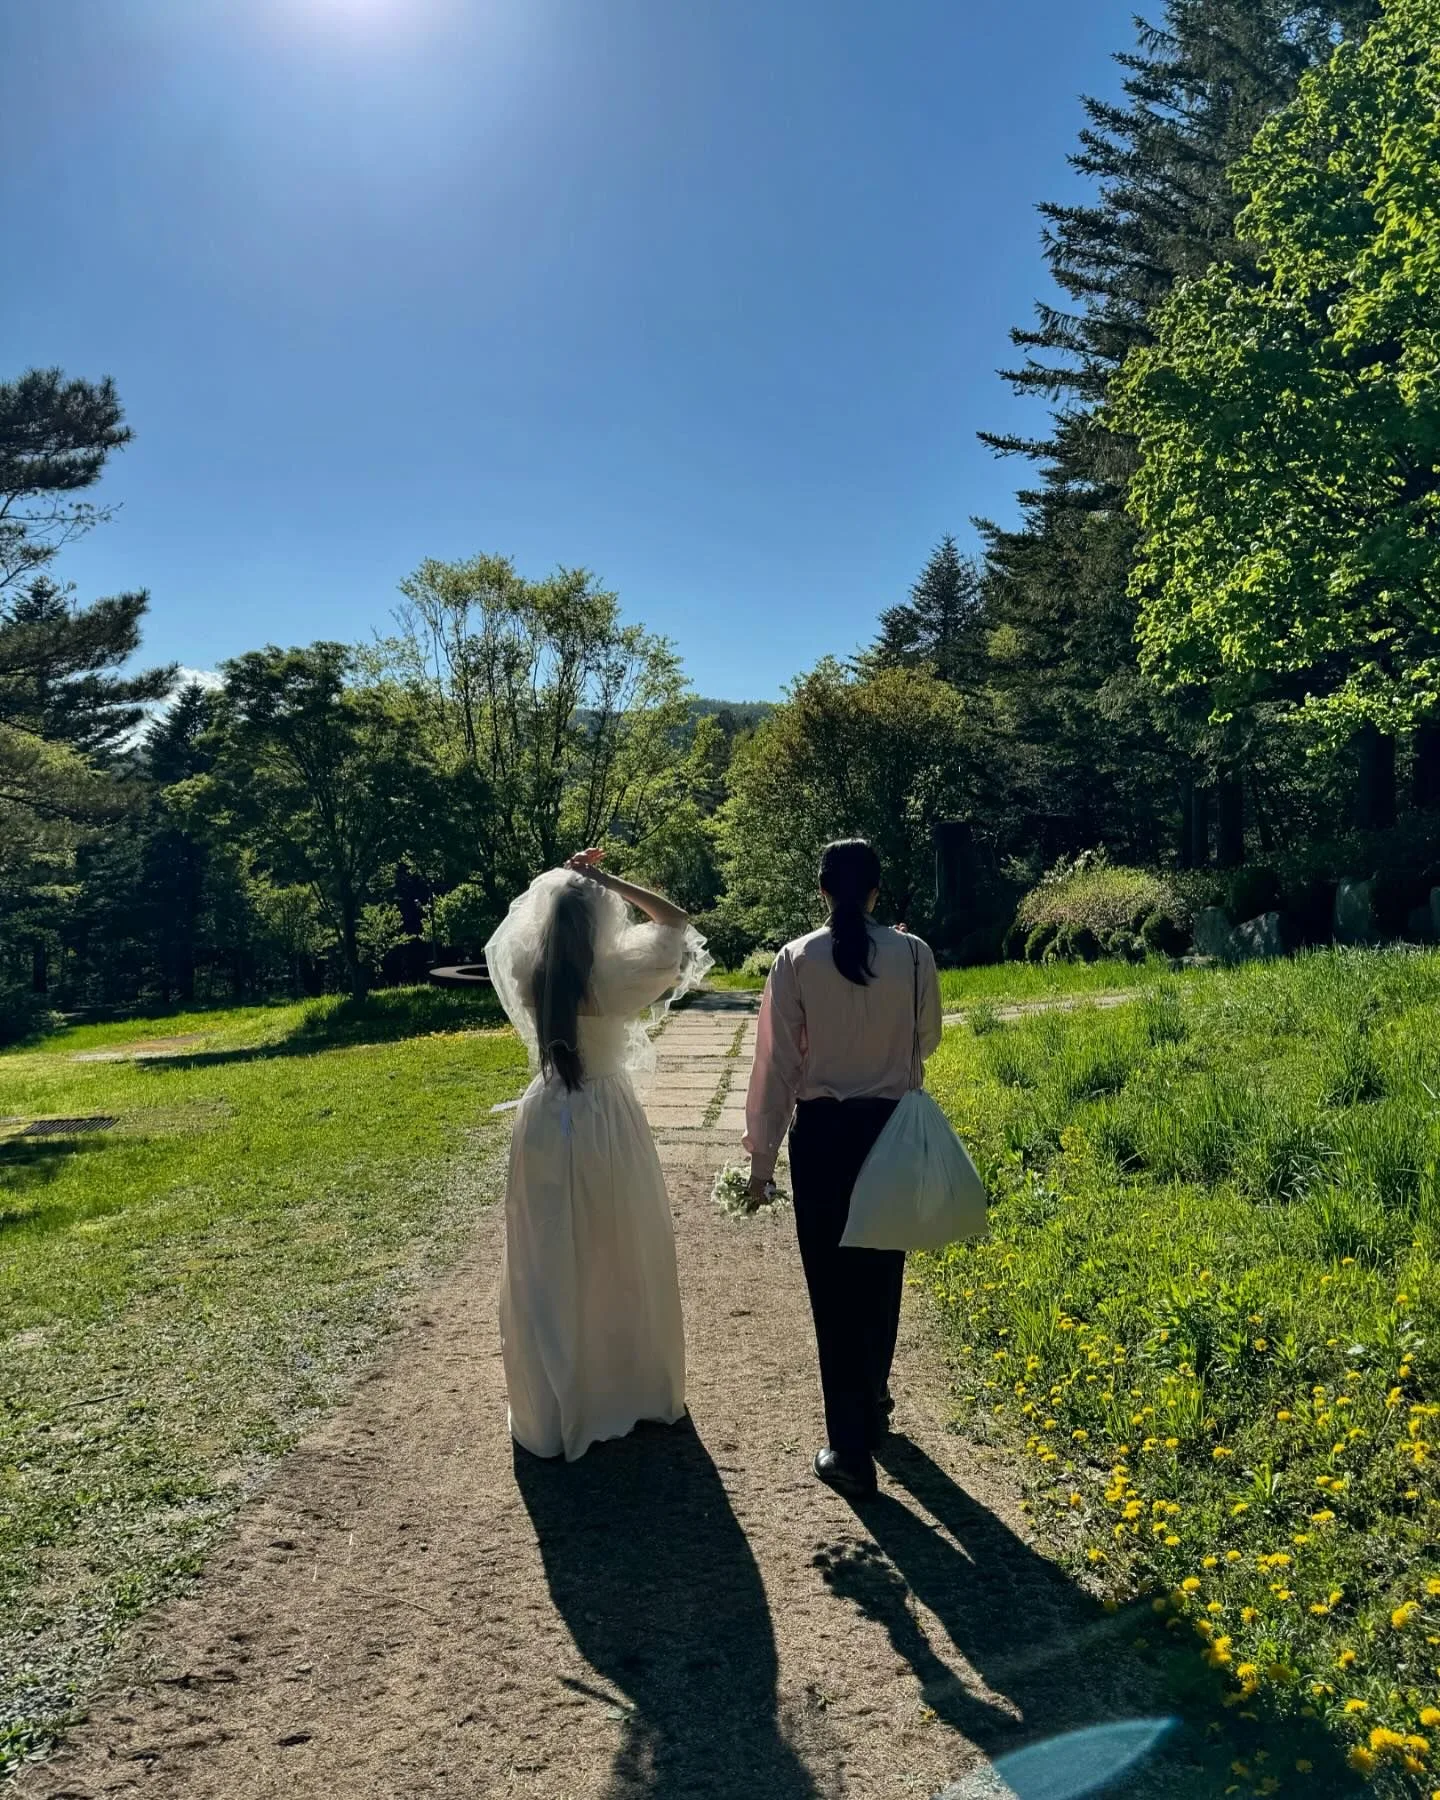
[19,1115,118,1138]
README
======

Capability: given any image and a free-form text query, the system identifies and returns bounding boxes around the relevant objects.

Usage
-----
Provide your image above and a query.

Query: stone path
[19,994,1170,1800]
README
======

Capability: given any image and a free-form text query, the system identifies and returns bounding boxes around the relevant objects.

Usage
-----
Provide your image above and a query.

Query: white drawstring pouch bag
[840,941,989,1252]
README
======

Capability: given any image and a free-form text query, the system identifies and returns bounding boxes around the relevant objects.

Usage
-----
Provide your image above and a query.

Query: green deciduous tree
[718,661,985,946]
[1120,0,1440,775]
[379,554,699,916]
[198,644,440,999]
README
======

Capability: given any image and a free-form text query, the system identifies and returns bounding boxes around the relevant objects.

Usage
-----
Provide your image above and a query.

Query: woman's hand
[746,1171,773,1206]
[565,848,608,880]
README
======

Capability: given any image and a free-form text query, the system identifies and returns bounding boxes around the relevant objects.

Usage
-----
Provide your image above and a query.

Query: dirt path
[941,989,1141,1028]
[19,995,1164,1800]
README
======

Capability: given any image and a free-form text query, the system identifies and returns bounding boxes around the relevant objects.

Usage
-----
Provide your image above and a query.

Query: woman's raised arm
[563,848,689,931]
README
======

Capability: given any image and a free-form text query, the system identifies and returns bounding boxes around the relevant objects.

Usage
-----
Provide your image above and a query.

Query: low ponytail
[820,838,883,986]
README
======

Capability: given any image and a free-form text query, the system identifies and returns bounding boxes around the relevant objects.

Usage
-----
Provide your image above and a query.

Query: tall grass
[924,951,1440,1790]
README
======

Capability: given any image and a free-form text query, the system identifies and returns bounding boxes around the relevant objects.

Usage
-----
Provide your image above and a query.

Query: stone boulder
[1334,878,1377,945]
[1235,911,1284,960]
[1192,906,1239,962]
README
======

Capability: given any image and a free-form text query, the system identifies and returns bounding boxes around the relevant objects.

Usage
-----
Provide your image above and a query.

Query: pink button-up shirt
[743,924,943,1180]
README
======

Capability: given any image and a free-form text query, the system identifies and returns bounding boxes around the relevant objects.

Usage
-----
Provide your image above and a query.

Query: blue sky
[2,0,1138,700]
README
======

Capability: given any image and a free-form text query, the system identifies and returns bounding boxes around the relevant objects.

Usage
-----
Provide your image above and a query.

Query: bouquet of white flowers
[711,1163,787,1218]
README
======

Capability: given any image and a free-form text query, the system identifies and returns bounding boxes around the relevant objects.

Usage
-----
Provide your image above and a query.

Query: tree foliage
[719,661,984,945]
[1119,0,1440,741]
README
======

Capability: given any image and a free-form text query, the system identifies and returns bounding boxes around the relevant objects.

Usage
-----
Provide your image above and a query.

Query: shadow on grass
[515,1415,825,1799]
[0,1134,119,1214]
[809,1435,1349,1798]
[123,989,511,1074]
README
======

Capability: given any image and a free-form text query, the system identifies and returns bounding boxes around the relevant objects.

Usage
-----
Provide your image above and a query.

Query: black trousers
[789,1096,905,1461]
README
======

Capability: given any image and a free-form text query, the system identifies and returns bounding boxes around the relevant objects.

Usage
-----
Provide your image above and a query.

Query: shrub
[690,907,758,971]
[1140,907,1189,958]
[1024,921,1058,963]
[740,947,776,978]
[1001,919,1029,961]
[1018,850,1191,945]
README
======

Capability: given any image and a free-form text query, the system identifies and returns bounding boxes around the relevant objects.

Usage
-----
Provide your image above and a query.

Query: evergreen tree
[0,369,171,1013]
[977,0,1379,866]
[863,536,986,688]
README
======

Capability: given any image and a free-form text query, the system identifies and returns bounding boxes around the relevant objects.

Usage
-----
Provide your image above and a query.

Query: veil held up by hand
[484,868,712,1077]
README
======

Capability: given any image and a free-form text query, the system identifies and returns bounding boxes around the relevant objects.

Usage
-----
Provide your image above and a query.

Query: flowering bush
[1017,850,1193,948]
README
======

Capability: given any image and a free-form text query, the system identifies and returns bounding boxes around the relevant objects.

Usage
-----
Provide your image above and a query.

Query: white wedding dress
[486,875,710,1462]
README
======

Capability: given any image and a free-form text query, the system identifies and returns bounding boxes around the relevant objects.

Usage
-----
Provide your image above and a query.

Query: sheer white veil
[484,868,712,1077]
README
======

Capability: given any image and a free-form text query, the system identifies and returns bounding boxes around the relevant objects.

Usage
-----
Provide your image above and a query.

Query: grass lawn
[707,968,768,992]
[937,957,1174,1010]
[0,987,526,1777]
[714,956,1171,1006]
[923,951,1440,1793]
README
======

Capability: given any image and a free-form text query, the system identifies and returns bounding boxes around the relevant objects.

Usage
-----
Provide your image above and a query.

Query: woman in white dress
[485,850,710,1462]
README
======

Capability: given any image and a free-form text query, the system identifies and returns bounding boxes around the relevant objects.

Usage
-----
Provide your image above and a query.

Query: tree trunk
[342,913,368,1002]
[1216,773,1245,868]
[1178,778,1195,870]
[1189,783,1211,869]
[1413,722,1440,811]
[1355,724,1397,831]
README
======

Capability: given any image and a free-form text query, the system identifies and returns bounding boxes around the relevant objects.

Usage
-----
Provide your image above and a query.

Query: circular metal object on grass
[428,963,493,989]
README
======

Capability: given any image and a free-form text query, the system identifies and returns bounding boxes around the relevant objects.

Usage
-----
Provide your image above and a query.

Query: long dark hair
[820,838,882,986]
[531,880,596,1091]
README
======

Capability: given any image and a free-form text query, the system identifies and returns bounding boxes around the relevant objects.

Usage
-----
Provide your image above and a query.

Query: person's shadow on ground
[514,1414,823,1800]
[814,1433,1213,1798]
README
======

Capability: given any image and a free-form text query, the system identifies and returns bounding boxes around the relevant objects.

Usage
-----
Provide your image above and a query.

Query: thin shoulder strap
[909,934,921,1088]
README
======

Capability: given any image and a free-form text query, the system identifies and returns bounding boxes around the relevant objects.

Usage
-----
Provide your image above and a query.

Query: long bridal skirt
[499,1070,687,1461]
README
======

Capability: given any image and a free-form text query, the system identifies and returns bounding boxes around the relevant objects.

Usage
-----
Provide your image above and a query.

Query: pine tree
[978,0,1379,865]
[0,368,172,1010]
[864,536,987,688]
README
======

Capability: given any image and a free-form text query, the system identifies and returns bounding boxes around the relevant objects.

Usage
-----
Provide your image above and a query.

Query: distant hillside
[688,698,777,730]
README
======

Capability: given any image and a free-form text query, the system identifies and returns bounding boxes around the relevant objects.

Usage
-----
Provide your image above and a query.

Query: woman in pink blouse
[743,838,942,1501]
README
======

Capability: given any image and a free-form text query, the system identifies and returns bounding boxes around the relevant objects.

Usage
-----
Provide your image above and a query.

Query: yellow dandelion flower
[1232,1502,1250,1516]
[1277,1410,1293,1422]
[1369,1727,1406,1752]
[1164,1533,1181,1546]
[1311,1510,1336,1524]
[1207,1600,1224,1615]
[1348,1748,1376,1775]
[1337,1649,1357,1669]
[1181,1576,1202,1593]
[1242,1606,1259,1624]
[1213,1446,1233,1460]
[1345,1698,1370,1714]
[1202,1555,1219,1569]
[1394,1602,1421,1629]
[1295,1757,1312,1772]
[1420,1708,1440,1728]
[1086,1547,1107,1563]
[1226,1549,1242,1563]
[1427,1580,1440,1597]
[1236,1662,1259,1680]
